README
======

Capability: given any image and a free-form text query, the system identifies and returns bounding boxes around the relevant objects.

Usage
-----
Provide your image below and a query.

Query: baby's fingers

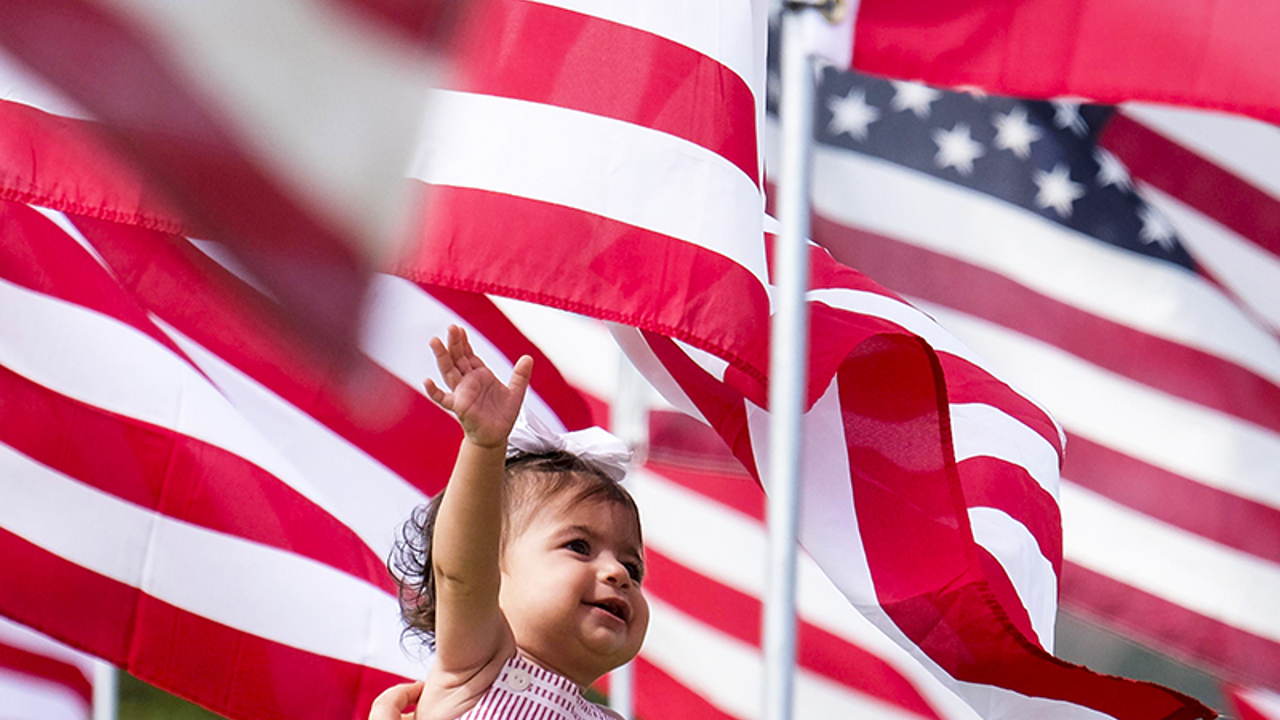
[508,355,533,397]
[422,377,452,410]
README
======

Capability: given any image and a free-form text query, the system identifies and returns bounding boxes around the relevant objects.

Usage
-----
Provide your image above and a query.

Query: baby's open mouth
[588,598,628,623]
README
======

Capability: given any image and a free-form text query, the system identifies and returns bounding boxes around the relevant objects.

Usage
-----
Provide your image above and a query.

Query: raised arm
[423,325,532,678]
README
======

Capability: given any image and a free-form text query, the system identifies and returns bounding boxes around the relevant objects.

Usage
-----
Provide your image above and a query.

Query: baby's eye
[624,562,644,583]
[565,539,590,555]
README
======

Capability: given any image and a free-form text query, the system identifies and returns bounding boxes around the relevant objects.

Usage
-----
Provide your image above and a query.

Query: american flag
[0,617,96,720]
[794,60,1280,705]
[0,1,1224,719]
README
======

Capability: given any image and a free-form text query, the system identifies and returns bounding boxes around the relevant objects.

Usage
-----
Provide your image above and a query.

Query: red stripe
[0,0,370,354]
[420,284,594,432]
[72,213,458,498]
[643,550,944,719]
[645,455,764,522]
[647,410,750,478]
[838,335,1213,718]
[0,363,395,593]
[0,642,92,708]
[812,212,1280,439]
[851,0,1280,125]
[0,100,188,234]
[1062,563,1280,690]
[402,183,773,383]
[1103,112,1280,261]
[1064,435,1280,566]
[634,658,741,720]
[455,0,759,185]
[0,528,408,720]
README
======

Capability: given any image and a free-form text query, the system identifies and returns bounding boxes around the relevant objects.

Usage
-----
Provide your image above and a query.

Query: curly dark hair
[389,450,641,650]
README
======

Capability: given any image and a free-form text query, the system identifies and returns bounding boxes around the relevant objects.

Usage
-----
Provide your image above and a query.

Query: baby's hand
[424,325,532,448]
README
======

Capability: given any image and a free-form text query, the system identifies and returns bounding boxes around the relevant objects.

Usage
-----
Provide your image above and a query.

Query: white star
[932,123,985,175]
[992,106,1043,159]
[1033,163,1086,217]
[1051,99,1088,136]
[1139,204,1178,250]
[827,88,879,141]
[1094,148,1133,190]
[889,80,942,118]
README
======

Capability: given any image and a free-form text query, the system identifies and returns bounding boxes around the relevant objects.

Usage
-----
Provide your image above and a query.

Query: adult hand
[369,680,423,720]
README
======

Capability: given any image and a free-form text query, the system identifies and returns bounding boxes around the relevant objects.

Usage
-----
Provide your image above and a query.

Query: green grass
[118,673,225,720]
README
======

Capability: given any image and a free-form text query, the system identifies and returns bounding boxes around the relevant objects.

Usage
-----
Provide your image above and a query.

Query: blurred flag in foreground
[0,616,96,720]
[792,60,1280,701]
[807,0,1280,127]
[0,0,448,361]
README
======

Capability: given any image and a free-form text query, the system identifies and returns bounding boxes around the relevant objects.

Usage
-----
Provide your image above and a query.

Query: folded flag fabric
[793,60,1280,694]
[0,196,592,719]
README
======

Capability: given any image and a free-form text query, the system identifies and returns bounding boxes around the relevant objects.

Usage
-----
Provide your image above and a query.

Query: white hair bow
[506,413,632,482]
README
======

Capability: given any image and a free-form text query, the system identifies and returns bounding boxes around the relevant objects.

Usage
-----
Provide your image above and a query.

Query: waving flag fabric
[0,196,596,719]
[844,0,1280,127]
[795,62,1280,697]
[0,617,95,720]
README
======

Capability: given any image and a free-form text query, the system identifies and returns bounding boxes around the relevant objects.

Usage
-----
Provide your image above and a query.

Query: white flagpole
[609,349,650,720]
[91,661,118,720]
[762,4,817,720]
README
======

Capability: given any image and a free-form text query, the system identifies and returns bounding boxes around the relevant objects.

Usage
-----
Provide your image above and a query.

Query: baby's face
[498,484,648,687]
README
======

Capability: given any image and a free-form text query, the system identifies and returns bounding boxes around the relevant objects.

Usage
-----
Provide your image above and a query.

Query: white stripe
[950,402,1061,499]
[359,277,564,430]
[530,0,764,102]
[916,300,1280,514]
[1060,481,1280,644]
[1122,104,1280,203]
[968,507,1057,650]
[159,321,429,557]
[809,142,1280,388]
[0,49,89,118]
[1143,185,1280,334]
[0,668,87,720]
[487,296,624,411]
[411,89,768,292]
[0,275,330,505]
[642,598,937,720]
[607,325,707,422]
[97,0,430,263]
[0,443,419,677]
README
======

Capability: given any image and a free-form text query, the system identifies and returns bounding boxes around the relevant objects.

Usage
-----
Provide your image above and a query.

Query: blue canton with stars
[767,56,1200,273]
